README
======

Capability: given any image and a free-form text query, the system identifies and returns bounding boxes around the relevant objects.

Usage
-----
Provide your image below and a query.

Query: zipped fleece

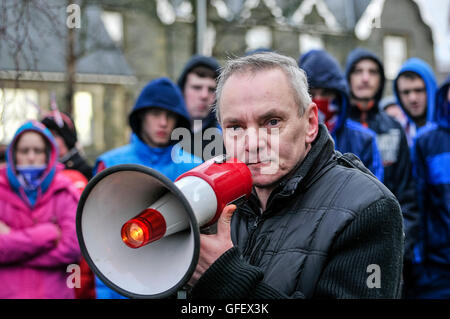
[191,125,404,299]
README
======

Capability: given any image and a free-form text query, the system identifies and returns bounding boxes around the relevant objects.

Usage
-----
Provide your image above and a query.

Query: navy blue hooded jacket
[346,48,419,262]
[412,75,450,271]
[93,77,202,299]
[299,49,383,181]
[393,58,438,146]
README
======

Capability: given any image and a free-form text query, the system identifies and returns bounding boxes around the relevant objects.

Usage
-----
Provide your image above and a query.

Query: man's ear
[305,102,319,143]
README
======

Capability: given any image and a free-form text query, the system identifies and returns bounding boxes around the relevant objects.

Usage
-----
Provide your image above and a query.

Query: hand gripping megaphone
[76,155,252,298]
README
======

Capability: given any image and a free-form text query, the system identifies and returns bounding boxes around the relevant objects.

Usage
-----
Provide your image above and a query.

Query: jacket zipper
[242,213,266,262]
[249,234,267,265]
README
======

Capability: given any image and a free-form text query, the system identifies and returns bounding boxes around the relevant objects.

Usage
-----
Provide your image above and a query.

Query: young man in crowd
[345,49,419,286]
[299,49,383,181]
[393,58,437,146]
[177,55,224,161]
[410,75,450,298]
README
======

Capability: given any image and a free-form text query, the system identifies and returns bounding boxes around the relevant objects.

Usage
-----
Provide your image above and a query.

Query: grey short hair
[214,52,312,122]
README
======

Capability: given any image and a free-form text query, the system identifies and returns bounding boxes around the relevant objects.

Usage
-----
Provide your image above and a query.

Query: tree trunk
[65,18,76,116]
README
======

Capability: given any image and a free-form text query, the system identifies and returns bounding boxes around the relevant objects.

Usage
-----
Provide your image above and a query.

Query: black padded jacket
[191,124,404,299]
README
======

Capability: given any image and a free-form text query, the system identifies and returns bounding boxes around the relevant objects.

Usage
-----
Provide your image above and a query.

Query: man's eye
[267,119,280,126]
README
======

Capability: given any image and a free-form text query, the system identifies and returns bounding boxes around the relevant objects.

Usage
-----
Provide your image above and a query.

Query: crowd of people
[0,47,449,299]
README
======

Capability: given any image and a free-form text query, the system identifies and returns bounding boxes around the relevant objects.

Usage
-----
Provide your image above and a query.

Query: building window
[203,24,216,57]
[299,33,324,54]
[0,89,39,144]
[384,35,407,80]
[101,11,123,45]
[245,26,272,52]
[73,91,93,147]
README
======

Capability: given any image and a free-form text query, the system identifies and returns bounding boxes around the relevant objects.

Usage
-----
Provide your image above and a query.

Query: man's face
[310,88,337,101]
[350,59,381,100]
[385,104,407,126]
[397,76,427,119]
[140,108,177,147]
[183,73,217,119]
[15,131,47,166]
[220,68,318,189]
[310,88,339,131]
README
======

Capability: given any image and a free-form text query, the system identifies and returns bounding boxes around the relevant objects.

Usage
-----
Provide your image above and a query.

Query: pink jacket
[0,167,81,299]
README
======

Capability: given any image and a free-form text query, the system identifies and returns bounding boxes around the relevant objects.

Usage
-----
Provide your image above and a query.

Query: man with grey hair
[188,52,404,299]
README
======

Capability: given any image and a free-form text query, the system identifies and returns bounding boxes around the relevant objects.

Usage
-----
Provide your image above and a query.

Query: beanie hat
[41,111,78,149]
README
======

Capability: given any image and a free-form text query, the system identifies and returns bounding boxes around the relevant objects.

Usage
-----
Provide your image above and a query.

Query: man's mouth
[247,160,271,167]
[156,131,168,137]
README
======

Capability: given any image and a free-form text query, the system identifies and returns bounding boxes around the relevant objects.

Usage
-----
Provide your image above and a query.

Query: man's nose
[409,91,420,101]
[245,128,267,160]
[158,114,169,126]
[200,87,210,99]
[361,71,371,82]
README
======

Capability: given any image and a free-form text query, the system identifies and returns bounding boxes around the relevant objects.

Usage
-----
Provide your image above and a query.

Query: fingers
[189,205,237,287]
[217,204,237,238]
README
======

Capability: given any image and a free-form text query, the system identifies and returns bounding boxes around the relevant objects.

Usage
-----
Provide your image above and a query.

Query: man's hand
[188,204,237,286]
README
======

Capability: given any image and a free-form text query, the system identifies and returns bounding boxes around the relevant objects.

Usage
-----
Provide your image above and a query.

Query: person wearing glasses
[393,58,438,146]
[0,120,80,298]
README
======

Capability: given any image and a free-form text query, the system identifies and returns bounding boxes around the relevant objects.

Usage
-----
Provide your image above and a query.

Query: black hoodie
[177,55,225,161]
[345,48,419,263]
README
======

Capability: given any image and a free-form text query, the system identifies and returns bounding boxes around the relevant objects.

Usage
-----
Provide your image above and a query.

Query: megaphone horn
[76,155,252,298]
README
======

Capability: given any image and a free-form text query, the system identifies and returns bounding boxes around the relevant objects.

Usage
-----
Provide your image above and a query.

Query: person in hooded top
[345,48,419,278]
[41,110,93,180]
[95,77,201,179]
[409,75,450,298]
[93,77,202,298]
[41,111,96,299]
[393,58,438,147]
[177,55,225,161]
[299,49,383,181]
[379,95,408,129]
[0,120,81,299]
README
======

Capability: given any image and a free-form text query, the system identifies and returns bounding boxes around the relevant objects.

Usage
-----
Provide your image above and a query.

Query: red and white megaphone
[76,155,252,299]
